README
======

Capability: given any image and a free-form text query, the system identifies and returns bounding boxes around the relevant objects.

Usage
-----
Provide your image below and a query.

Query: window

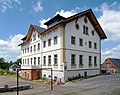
[79,55,83,65]
[43,56,46,65]
[84,17,88,23]
[27,48,29,53]
[89,56,92,65]
[38,43,40,50]
[33,33,36,41]
[34,57,36,65]
[38,57,40,65]
[34,45,36,51]
[43,41,46,48]
[23,59,24,65]
[25,59,26,64]
[31,58,32,65]
[27,59,29,65]
[23,49,24,54]
[83,25,88,35]
[71,54,76,65]
[25,49,26,53]
[48,38,51,46]
[92,30,94,36]
[30,46,32,52]
[71,36,76,45]
[54,54,58,65]
[94,56,97,66]
[79,38,83,46]
[48,55,51,65]
[94,43,97,49]
[89,41,92,48]
[54,36,57,45]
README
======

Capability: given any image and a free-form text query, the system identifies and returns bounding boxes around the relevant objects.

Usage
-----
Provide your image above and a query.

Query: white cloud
[0,34,25,62]
[39,18,50,29]
[97,2,120,41]
[39,8,79,28]
[55,9,77,18]
[102,45,120,63]
[0,0,21,12]
[33,1,43,13]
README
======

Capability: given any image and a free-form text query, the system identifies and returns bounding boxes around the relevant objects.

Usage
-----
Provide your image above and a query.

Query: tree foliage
[0,57,21,70]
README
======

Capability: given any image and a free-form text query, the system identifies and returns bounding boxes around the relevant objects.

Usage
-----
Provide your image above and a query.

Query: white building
[19,9,107,82]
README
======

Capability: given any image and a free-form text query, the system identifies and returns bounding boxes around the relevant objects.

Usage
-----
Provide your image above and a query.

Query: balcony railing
[79,64,83,68]
[71,64,76,68]
[21,65,41,69]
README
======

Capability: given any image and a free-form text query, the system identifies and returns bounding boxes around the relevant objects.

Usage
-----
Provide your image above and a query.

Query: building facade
[19,9,107,82]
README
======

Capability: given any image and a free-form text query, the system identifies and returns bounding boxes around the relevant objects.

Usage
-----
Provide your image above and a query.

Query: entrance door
[106,64,110,74]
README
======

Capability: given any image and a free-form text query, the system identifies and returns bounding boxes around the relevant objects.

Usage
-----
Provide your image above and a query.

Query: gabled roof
[108,58,120,68]
[10,64,20,68]
[19,24,46,46]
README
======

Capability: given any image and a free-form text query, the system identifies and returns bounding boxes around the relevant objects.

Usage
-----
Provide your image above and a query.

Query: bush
[0,69,6,75]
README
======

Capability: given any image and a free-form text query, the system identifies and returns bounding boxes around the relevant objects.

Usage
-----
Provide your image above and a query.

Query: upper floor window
[27,59,29,65]
[79,55,83,65]
[54,54,58,65]
[25,59,26,64]
[83,25,88,35]
[43,56,46,66]
[23,49,24,54]
[31,58,32,65]
[27,47,29,53]
[38,43,40,50]
[30,46,32,52]
[89,41,92,48]
[38,57,40,65]
[71,54,76,65]
[25,49,26,53]
[79,38,83,46]
[71,36,76,45]
[34,57,36,65]
[92,30,94,36]
[54,36,57,45]
[84,17,88,23]
[34,45,36,51]
[43,41,46,48]
[94,43,97,49]
[48,55,51,65]
[23,59,24,65]
[33,33,36,41]
[48,38,51,46]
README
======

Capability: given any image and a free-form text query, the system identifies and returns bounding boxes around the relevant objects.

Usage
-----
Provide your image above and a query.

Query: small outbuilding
[101,58,120,74]
[9,64,20,72]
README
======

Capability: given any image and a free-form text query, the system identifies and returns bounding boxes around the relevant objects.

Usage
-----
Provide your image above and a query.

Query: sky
[0,0,120,63]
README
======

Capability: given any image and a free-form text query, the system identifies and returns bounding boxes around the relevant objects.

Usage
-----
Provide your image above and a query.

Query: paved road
[0,74,120,95]
[36,74,120,95]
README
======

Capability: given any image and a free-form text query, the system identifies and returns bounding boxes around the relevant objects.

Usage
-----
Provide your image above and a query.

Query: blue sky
[0,0,120,63]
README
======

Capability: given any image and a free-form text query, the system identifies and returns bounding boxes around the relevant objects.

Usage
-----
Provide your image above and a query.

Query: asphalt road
[1,74,120,95]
